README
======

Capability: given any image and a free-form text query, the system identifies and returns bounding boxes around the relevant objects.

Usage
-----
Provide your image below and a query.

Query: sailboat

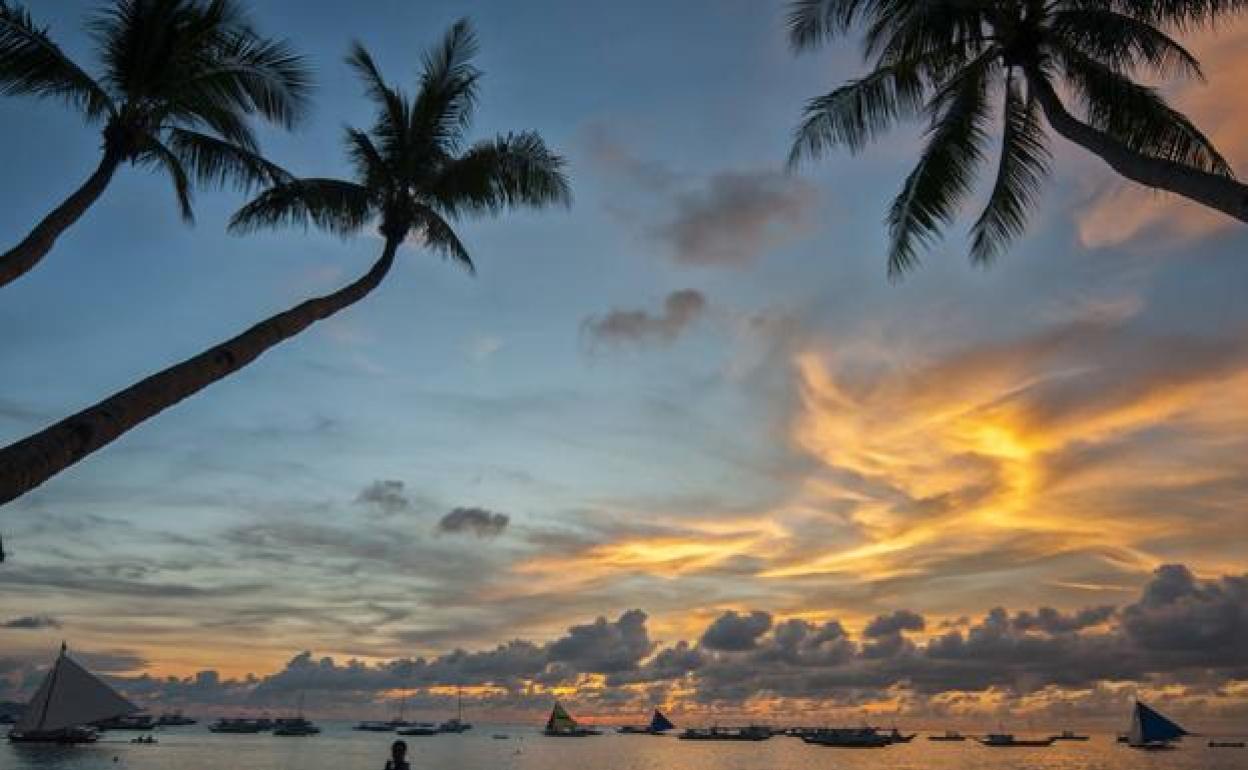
[1127,701,1187,750]
[7,644,138,744]
[618,709,676,734]
[543,702,600,737]
[438,685,473,733]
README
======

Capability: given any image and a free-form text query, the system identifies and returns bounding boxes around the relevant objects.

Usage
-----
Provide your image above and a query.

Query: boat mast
[35,643,68,732]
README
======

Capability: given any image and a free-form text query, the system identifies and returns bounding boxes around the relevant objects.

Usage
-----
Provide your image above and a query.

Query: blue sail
[1137,702,1188,742]
[648,710,675,732]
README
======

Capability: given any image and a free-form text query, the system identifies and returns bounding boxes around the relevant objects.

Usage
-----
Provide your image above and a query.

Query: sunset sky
[1,0,1246,727]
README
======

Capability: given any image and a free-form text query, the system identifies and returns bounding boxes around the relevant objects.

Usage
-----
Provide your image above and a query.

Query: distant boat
[272,717,320,737]
[155,711,197,726]
[928,730,966,741]
[976,733,1055,747]
[272,696,320,736]
[6,643,138,744]
[94,713,155,731]
[1209,741,1245,748]
[679,725,771,741]
[438,686,473,733]
[208,718,265,733]
[396,722,440,736]
[1050,729,1089,741]
[802,728,889,748]
[1126,701,1187,750]
[884,726,916,743]
[353,720,395,732]
[543,702,601,737]
[492,733,510,739]
[618,709,676,735]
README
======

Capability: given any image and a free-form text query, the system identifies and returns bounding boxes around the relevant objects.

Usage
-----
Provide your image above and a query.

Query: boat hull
[8,728,99,744]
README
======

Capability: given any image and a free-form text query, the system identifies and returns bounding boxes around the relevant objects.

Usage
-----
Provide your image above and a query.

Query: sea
[3,725,1247,770]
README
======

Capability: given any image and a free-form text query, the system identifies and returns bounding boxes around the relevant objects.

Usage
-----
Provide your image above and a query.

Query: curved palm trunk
[1027,75,1248,224]
[0,148,125,290]
[0,237,399,506]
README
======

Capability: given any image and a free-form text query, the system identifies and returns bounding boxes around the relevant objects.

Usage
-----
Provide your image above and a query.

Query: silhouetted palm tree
[787,0,1248,275]
[0,20,569,507]
[0,0,310,289]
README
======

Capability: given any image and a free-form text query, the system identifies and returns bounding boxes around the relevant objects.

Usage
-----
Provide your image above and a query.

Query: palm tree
[0,0,311,289]
[787,0,1248,275]
[0,21,568,508]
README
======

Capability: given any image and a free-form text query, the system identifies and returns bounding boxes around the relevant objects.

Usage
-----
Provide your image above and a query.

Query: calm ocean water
[4,725,1247,770]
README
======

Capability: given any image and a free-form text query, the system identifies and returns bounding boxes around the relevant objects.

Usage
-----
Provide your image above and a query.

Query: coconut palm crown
[230,22,569,267]
[0,0,311,287]
[787,0,1248,276]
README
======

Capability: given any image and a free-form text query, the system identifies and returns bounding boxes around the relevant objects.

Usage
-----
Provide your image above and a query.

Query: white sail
[1127,703,1143,745]
[14,649,137,733]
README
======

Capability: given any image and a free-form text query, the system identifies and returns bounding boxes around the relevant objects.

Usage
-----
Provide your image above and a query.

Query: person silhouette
[384,739,410,770]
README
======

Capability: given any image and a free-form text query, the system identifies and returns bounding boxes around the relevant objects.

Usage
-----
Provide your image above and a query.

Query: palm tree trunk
[1028,74,1248,224]
[0,237,400,506]
[0,148,125,290]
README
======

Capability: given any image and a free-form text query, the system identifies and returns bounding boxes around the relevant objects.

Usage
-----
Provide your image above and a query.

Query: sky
[1,0,1247,729]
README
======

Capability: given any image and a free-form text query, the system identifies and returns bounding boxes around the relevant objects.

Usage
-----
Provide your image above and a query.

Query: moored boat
[6,644,139,744]
[976,733,1055,747]
[95,713,155,731]
[618,709,675,735]
[156,711,197,726]
[1126,701,1187,750]
[679,725,771,741]
[1051,729,1089,741]
[542,702,601,736]
[272,717,320,736]
[1209,741,1246,748]
[396,722,440,736]
[928,730,966,741]
[802,728,890,748]
[354,720,395,732]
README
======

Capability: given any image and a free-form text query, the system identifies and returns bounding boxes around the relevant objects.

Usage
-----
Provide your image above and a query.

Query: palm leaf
[0,0,112,117]
[1055,43,1232,175]
[414,204,474,272]
[886,54,994,276]
[969,75,1050,265]
[138,138,195,223]
[430,131,571,217]
[410,18,480,156]
[1049,8,1204,80]
[167,127,292,190]
[787,0,879,50]
[229,178,374,237]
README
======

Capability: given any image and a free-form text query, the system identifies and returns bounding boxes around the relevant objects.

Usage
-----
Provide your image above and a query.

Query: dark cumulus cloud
[657,171,816,266]
[582,126,817,267]
[700,610,773,651]
[436,507,510,538]
[1,615,61,630]
[582,289,707,347]
[356,480,410,515]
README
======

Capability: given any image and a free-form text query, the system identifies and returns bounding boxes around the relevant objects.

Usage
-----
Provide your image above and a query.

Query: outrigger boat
[6,643,139,744]
[1050,729,1089,741]
[679,725,771,741]
[1126,701,1187,750]
[976,733,1055,747]
[542,702,601,736]
[802,727,890,748]
[618,709,675,735]
[928,730,966,741]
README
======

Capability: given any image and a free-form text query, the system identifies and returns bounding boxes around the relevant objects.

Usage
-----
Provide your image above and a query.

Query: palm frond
[1049,8,1204,80]
[139,138,195,223]
[346,42,411,165]
[414,204,473,272]
[344,126,391,192]
[430,131,571,217]
[864,0,990,65]
[410,18,480,155]
[229,178,374,237]
[969,76,1050,265]
[1055,43,1231,175]
[166,127,291,190]
[1103,0,1248,31]
[174,31,313,129]
[886,54,994,276]
[0,0,112,117]
[789,58,928,165]
[787,0,878,50]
